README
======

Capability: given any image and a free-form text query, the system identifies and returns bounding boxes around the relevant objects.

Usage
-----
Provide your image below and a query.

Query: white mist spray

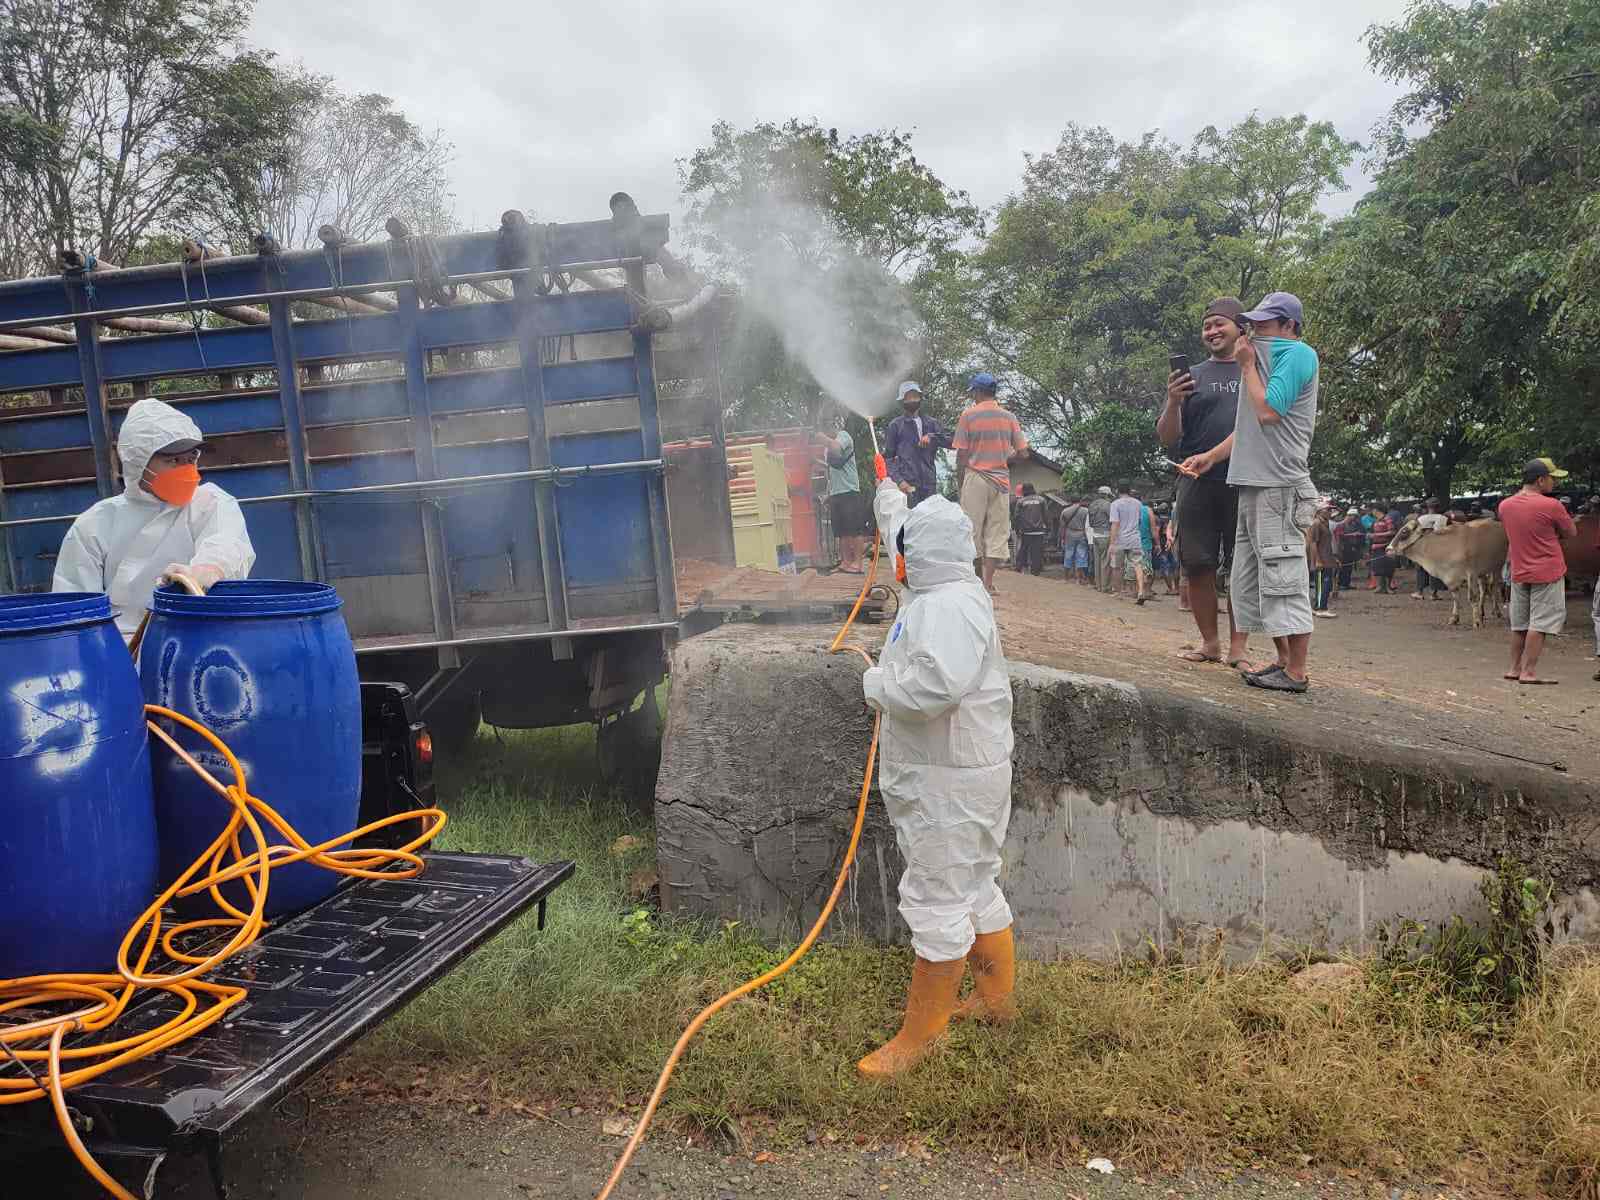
[705,197,920,422]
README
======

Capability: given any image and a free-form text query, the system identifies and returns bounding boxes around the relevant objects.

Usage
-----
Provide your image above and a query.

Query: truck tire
[426,690,482,757]
[597,692,661,806]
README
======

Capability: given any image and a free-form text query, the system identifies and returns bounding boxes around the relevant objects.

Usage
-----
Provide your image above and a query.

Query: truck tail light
[415,730,434,766]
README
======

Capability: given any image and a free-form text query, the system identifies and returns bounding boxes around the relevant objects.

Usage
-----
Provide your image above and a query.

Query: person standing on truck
[815,414,872,574]
[882,381,952,508]
[53,397,255,640]
[859,480,1016,1078]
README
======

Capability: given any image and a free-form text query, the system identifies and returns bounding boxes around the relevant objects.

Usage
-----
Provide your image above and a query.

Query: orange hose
[596,537,886,1200]
[0,705,447,1198]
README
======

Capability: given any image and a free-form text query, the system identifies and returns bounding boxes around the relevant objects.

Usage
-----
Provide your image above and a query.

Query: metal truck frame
[0,199,727,769]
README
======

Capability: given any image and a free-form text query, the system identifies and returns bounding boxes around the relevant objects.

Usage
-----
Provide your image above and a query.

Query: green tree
[1182,114,1359,303]
[1309,0,1600,498]
[0,0,254,270]
[931,115,1354,456]
[1057,401,1176,495]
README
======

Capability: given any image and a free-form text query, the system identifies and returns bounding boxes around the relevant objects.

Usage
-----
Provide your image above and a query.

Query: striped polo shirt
[953,401,1026,491]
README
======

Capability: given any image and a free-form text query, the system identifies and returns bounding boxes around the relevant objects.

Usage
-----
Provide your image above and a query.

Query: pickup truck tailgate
[2,852,572,1154]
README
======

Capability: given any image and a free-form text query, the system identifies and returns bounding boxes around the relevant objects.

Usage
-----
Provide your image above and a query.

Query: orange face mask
[146,463,201,507]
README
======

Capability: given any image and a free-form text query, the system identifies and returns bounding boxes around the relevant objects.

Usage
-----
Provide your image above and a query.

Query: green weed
[360,726,1600,1197]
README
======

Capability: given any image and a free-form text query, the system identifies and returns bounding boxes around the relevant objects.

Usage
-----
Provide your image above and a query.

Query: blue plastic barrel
[0,592,158,978]
[140,580,361,918]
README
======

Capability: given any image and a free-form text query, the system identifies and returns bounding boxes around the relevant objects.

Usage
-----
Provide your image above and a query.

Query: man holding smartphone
[1159,297,1249,668]
[1181,292,1321,695]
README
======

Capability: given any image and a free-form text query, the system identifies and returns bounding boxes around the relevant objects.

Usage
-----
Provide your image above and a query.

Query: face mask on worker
[144,462,201,507]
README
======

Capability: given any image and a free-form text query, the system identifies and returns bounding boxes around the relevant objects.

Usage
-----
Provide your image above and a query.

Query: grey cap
[1241,291,1304,328]
[896,381,924,403]
[1096,485,1113,497]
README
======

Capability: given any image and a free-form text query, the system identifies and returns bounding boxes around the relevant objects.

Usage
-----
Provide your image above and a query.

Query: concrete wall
[655,627,1600,958]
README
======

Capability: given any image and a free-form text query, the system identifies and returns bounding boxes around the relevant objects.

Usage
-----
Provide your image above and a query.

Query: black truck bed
[0,851,572,1197]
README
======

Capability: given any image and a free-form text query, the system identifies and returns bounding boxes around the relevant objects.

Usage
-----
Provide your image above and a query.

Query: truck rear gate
[0,852,573,1198]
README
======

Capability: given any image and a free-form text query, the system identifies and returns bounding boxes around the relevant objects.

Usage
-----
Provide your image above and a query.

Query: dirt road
[688,556,1600,782]
[18,1079,1394,1200]
[983,567,1600,782]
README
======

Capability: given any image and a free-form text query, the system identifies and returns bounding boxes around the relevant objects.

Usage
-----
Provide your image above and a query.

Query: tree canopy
[0,0,453,276]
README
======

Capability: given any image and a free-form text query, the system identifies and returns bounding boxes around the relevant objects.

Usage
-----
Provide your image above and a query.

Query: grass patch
[365,724,1600,1197]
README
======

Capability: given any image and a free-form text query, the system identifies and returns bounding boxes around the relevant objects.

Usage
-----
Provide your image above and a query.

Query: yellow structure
[727,443,795,572]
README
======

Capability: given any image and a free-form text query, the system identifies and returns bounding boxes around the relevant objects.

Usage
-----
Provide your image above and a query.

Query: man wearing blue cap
[953,372,1029,595]
[882,381,952,507]
[1179,292,1320,694]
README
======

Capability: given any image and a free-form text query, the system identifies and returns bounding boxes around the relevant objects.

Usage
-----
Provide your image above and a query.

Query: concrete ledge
[656,626,1600,957]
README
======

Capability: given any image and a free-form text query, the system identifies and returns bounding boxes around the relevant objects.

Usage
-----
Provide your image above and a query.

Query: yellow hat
[1523,456,1569,482]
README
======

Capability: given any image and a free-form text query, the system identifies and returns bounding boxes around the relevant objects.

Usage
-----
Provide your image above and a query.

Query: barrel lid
[151,580,343,619]
[0,592,114,635]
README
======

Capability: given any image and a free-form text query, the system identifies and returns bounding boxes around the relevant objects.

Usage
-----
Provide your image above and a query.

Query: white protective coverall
[862,481,1014,963]
[52,398,256,639]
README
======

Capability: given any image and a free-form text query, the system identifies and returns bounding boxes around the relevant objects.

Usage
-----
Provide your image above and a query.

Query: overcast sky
[249,0,1410,236]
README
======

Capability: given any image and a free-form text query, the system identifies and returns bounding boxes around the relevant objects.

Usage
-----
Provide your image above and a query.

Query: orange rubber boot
[857,956,965,1078]
[953,926,1018,1024]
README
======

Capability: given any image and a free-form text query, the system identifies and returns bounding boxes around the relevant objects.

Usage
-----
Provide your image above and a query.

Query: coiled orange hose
[595,535,886,1200]
[0,704,447,1199]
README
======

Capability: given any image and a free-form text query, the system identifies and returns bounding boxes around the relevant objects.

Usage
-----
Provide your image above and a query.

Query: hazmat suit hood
[118,398,203,497]
[901,495,976,591]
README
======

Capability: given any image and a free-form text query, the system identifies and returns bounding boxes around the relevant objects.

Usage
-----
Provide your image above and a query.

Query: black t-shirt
[1177,359,1241,481]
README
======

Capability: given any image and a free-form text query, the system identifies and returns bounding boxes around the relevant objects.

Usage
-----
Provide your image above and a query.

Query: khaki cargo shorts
[1510,579,1566,634]
[1231,482,1318,638]
[960,473,1011,561]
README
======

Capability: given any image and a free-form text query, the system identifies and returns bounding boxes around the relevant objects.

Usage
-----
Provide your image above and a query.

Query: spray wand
[869,417,886,482]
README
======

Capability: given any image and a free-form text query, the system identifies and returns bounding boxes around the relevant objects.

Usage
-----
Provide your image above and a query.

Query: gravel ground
[25,1085,1442,1200]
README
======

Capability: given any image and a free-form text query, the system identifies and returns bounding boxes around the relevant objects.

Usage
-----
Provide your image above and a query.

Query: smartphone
[1168,353,1191,379]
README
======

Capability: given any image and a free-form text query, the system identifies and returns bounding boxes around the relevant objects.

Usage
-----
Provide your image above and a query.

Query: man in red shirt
[1497,457,1576,685]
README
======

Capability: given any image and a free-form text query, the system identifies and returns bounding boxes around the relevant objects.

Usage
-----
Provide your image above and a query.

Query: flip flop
[1503,673,1521,681]
[1518,678,1560,685]
[1178,650,1223,664]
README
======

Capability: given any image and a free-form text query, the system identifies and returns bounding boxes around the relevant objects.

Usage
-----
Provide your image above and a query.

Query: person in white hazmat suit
[53,397,256,640]
[857,478,1016,1078]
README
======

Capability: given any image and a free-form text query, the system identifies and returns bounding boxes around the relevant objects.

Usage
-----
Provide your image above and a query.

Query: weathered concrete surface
[656,626,1600,957]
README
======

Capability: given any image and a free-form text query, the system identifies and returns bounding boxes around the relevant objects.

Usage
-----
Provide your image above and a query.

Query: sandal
[1245,667,1309,694]
[1179,649,1223,664]
[1236,660,1285,678]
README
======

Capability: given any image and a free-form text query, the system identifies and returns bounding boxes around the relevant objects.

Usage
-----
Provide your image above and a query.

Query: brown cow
[1388,517,1508,627]
[1565,512,1600,585]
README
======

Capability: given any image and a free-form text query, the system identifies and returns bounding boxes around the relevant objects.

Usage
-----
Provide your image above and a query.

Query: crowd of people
[823,286,1596,696]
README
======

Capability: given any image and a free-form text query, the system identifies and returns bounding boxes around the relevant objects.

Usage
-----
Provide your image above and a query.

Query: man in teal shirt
[1178,291,1320,694]
[816,415,872,573]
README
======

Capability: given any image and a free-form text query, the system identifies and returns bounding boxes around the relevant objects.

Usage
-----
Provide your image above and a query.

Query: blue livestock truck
[0,197,736,781]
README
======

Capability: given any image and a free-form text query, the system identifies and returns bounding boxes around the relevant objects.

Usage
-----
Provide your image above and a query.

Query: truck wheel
[426,690,482,757]
[598,693,662,806]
